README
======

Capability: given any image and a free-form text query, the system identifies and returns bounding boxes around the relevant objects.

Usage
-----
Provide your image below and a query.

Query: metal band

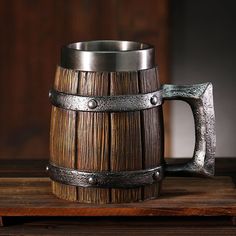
[47,163,164,189]
[61,40,155,72]
[49,89,163,112]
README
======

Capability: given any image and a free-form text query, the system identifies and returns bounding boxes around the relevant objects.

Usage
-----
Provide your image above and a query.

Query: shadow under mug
[47,40,216,203]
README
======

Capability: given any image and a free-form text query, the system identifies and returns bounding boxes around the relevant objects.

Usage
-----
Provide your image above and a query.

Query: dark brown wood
[0,217,236,235]
[0,176,236,217]
[0,160,47,177]
[2,216,235,227]
[76,72,110,204]
[0,158,236,234]
[50,67,78,201]
[110,71,143,203]
[139,68,164,199]
[50,67,164,203]
[0,0,170,160]
[116,0,171,156]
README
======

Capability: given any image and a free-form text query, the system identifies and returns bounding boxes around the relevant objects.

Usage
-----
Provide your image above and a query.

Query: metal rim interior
[66,40,152,52]
[61,40,155,72]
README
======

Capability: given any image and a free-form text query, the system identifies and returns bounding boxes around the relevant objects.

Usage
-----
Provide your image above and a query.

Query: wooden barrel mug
[48,40,216,203]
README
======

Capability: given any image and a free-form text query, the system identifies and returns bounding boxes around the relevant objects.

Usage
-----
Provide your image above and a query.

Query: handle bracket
[162,83,216,177]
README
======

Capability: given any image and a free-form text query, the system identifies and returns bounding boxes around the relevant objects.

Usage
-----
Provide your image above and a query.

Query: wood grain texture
[76,72,110,203]
[110,72,143,203]
[1,217,236,235]
[138,68,164,200]
[50,67,78,201]
[0,177,236,217]
[0,0,170,160]
[1,226,236,236]
[50,67,165,203]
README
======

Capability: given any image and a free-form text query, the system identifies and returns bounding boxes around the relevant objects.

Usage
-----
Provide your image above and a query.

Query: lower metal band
[47,163,164,189]
[49,89,162,112]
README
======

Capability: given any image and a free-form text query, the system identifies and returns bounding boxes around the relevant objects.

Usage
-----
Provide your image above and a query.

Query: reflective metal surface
[61,40,155,71]
[47,163,164,188]
[162,83,216,177]
[49,88,163,112]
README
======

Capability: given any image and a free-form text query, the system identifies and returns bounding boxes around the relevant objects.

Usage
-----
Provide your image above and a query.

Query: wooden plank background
[0,0,170,159]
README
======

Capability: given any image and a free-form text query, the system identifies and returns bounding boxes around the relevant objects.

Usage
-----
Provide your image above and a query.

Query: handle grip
[162,83,216,177]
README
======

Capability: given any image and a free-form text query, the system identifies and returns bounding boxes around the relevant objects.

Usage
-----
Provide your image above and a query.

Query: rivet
[88,99,98,109]
[88,177,96,184]
[48,91,52,98]
[150,95,158,105]
[153,171,160,180]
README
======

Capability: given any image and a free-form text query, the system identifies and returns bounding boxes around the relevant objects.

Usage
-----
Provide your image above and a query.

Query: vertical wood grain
[50,66,78,201]
[110,72,143,203]
[50,68,164,203]
[76,72,110,203]
[138,68,164,199]
[0,0,169,160]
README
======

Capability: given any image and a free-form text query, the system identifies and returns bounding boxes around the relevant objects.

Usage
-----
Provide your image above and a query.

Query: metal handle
[162,83,216,177]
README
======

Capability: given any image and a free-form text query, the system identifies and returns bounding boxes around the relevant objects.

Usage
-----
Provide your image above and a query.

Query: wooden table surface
[0,158,235,235]
[0,176,236,217]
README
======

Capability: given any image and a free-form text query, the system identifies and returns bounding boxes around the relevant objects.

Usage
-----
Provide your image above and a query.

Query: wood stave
[50,66,164,203]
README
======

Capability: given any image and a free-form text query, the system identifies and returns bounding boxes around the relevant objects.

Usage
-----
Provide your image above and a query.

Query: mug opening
[61,40,155,71]
[67,40,152,53]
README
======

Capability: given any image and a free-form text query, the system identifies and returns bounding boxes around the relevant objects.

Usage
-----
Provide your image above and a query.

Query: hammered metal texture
[47,163,164,189]
[162,83,216,177]
[49,89,163,112]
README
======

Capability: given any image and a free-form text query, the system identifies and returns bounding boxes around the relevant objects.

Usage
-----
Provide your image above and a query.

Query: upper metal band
[61,40,155,72]
[47,163,164,189]
[49,89,163,112]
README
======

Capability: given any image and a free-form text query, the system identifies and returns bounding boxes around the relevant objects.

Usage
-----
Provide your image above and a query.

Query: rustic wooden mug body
[48,41,216,203]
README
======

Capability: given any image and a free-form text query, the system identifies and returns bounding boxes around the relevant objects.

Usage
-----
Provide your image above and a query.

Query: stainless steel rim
[61,40,155,72]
